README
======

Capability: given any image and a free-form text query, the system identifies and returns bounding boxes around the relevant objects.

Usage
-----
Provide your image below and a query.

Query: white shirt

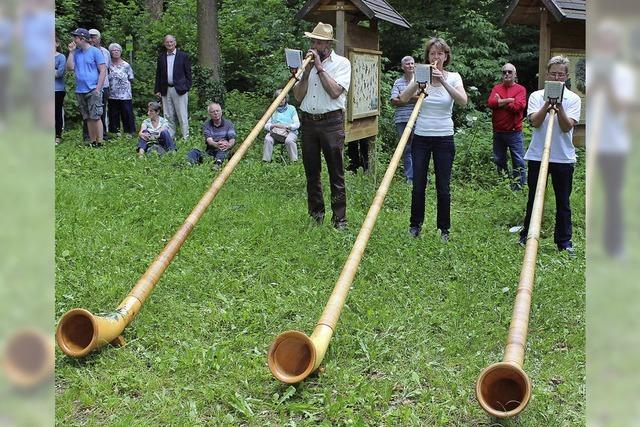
[166,50,176,85]
[300,51,351,114]
[588,62,635,154]
[525,88,581,163]
[414,72,463,137]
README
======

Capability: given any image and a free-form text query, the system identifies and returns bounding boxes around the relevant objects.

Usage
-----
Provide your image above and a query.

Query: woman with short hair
[137,101,174,157]
[107,43,136,136]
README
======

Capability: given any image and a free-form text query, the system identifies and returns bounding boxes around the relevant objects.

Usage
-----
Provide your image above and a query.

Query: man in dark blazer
[154,34,192,139]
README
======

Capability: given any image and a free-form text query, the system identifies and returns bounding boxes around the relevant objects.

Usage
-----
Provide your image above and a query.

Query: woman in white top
[399,37,467,241]
[137,101,175,157]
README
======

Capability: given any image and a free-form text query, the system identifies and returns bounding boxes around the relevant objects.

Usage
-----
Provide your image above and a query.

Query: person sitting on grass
[186,102,236,170]
[137,101,175,157]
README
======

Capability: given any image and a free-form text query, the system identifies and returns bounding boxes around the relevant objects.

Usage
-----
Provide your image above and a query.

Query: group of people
[56,30,192,148]
[59,21,582,256]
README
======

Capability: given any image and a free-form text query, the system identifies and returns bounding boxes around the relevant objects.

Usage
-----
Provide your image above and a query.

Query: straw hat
[304,22,335,41]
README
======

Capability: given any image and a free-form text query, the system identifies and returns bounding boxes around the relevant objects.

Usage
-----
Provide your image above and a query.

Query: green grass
[55,128,585,425]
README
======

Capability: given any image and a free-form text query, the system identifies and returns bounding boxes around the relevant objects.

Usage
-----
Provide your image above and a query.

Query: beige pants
[162,87,189,139]
[263,132,298,162]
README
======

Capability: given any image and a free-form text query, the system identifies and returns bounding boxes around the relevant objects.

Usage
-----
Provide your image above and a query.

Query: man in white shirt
[293,22,351,229]
[519,56,582,256]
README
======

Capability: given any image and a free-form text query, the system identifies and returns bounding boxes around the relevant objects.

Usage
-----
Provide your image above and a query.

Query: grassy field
[55,127,585,426]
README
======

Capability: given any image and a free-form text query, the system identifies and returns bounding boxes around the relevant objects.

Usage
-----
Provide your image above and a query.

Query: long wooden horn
[2,328,54,388]
[476,108,557,417]
[268,86,428,383]
[56,55,314,358]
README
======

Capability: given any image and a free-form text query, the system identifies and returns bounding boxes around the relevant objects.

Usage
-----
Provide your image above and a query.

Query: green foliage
[193,64,226,106]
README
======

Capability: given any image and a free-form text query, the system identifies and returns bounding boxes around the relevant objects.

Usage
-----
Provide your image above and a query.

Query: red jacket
[487,82,527,132]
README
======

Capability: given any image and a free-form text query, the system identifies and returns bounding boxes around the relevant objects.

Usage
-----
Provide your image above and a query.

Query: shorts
[77,90,104,120]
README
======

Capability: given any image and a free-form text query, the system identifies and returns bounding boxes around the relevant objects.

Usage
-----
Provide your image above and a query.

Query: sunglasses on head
[502,70,514,74]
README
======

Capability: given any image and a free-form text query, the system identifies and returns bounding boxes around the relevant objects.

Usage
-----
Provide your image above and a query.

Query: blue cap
[70,28,90,39]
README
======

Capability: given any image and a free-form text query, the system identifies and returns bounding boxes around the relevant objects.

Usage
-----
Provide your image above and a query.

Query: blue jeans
[410,135,455,231]
[186,146,229,164]
[396,122,414,181]
[493,131,526,188]
[520,160,574,249]
[137,130,176,153]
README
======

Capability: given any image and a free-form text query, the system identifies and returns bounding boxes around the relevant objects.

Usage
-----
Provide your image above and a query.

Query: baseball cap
[70,28,90,39]
[88,29,101,38]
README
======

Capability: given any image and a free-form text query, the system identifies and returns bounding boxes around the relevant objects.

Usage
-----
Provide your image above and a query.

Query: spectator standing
[55,36,66,144]
[487,63,527,189]
[66,28,106,147]
[107,43,136,136]
[390,55,418,183]
[154,34,192,139]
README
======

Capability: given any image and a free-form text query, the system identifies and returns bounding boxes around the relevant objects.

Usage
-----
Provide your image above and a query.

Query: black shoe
[333,219,347,230]
[518,235,527,247]
[311,213,325,225]
[409,226,421,238]
[440,229,449,243]
[90,141,103,148]
[213,159,223,171]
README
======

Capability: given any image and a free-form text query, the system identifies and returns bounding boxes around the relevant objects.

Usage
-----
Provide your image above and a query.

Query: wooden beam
[336,1,346,56]
[316,4,359,11]
[538,8,551,89]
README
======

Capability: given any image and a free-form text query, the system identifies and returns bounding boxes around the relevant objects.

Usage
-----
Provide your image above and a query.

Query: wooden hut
[502,0,586,144]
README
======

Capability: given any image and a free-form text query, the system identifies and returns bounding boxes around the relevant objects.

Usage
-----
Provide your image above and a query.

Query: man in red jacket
[487,63,527,189]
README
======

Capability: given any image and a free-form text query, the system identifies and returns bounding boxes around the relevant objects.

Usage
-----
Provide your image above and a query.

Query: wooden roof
[502,0,586,26]
[296,0,411,29]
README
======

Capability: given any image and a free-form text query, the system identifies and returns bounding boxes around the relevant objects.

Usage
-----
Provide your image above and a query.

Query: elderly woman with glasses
[262,89,300,162]
[398,37,467,242]
[107,42,136,136]
[518,55,582,257]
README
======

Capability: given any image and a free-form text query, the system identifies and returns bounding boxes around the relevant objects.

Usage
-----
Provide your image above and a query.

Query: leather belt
[302,110,343,121]
[167,84,174,87]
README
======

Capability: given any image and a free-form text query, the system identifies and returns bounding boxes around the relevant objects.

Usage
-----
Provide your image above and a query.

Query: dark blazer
[154,49,193,96]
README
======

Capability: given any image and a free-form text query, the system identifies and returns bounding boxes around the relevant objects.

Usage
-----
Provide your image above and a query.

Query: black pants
[598,154,626,256]
[55,91,66,138]
[410,135,455,231]
[108,99,136,134]
[520,160,574,249]
[0,67,9,119]
[301,113,347,224]
[346,138,370,172]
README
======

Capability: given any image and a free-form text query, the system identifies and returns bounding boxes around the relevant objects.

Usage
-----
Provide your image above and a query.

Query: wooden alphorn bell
[56,54,314,358]
[267,64,434,383]
[476,82,564,417]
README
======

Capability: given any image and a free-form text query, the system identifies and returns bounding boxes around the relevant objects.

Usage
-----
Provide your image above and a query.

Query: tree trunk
[145,0,163,20]
[197,0,221,81]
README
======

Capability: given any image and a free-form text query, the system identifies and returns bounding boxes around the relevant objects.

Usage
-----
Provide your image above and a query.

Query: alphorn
[476,106,559,417]
[2,328,54,388]
[56,55,313,358]
[268,76,431,384]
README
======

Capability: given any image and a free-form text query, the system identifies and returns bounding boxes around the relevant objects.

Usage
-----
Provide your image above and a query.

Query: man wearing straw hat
[294,22,351,229]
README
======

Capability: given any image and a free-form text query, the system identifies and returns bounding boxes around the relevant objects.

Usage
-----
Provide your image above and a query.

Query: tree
[145,0,163,19]
[196,0,223,104]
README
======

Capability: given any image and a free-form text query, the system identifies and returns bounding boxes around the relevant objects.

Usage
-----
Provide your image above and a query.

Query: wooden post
[538,8,551,89]
[335,1,345,55]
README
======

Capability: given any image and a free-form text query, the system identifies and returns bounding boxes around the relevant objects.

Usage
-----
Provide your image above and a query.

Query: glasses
[548,72,567,78]
[502,70,514,74]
